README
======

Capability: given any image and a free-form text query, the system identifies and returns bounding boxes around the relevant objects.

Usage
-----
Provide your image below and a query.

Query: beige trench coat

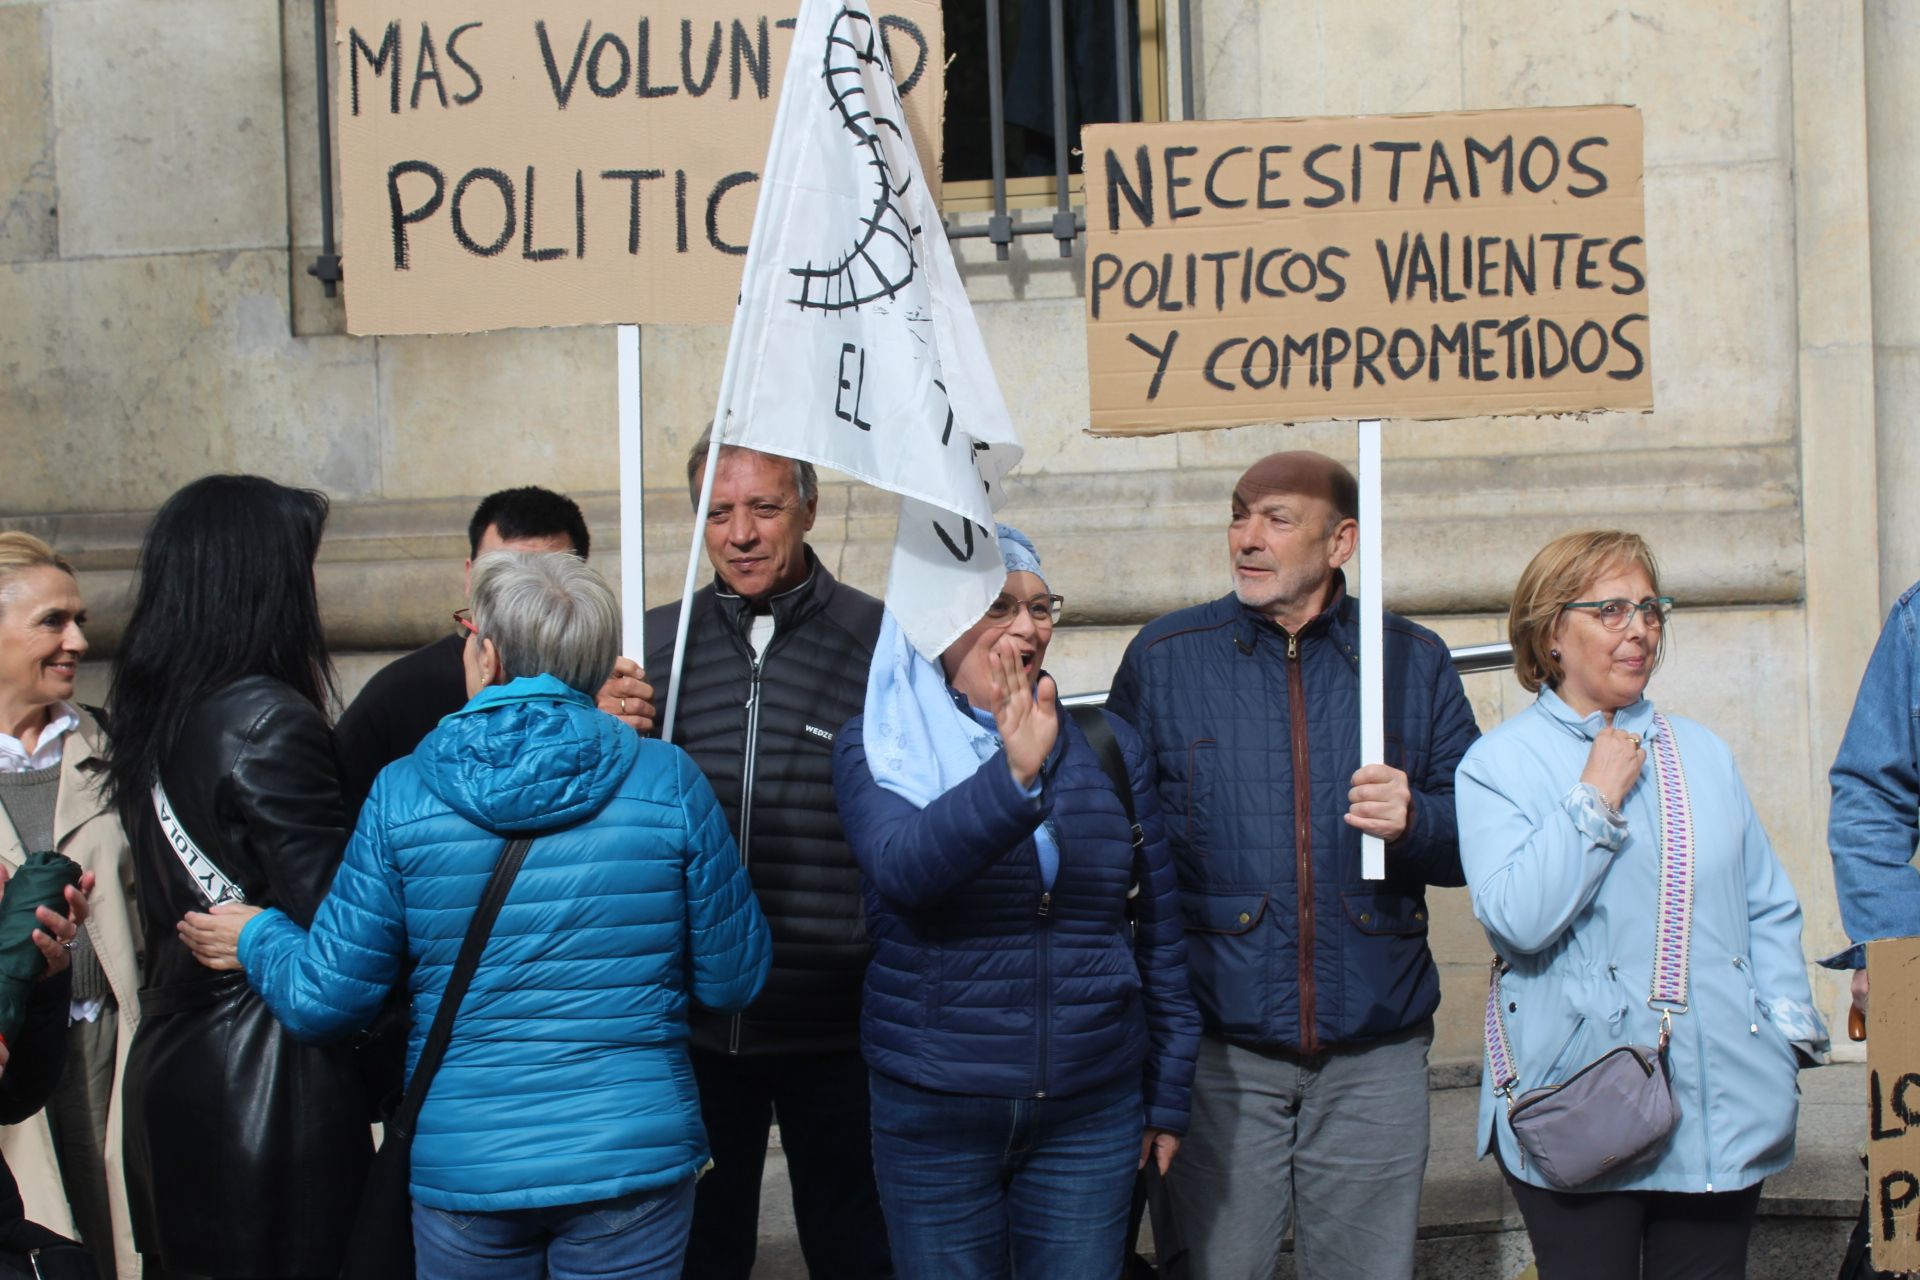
[0,709,142,1280]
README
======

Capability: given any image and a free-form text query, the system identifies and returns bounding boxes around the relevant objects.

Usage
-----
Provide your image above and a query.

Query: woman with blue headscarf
[831,527,1200,1280]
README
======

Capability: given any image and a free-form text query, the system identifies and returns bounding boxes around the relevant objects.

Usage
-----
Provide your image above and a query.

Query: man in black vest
[647,433,891,1280]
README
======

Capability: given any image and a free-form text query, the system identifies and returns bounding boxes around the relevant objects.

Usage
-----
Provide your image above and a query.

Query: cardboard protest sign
[1868,936,1920,1272]
[1081,106,1651,434]
[333,1,942,334]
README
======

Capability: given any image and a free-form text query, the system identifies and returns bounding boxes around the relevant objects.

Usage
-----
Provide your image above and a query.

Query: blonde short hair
[0,532,75,621]
[1510,530,1664,694]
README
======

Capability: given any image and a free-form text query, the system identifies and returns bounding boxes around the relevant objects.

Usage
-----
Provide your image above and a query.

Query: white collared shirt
[0,703,78,774]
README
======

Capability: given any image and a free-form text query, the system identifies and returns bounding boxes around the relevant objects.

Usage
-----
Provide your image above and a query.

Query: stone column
[1867,1,1920,608]
[1790,0,1882,1035]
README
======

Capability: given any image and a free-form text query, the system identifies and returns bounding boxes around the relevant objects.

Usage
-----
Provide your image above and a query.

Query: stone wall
[6,0,1907,1067]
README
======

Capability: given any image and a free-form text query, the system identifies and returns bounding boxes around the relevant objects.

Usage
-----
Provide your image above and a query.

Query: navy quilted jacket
[237,675,771,1211]
[832,700,1201,1132]
[1107,583,1478,1051]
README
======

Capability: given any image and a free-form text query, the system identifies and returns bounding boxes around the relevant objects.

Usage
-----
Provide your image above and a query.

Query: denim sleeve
[1828,589,1920,955]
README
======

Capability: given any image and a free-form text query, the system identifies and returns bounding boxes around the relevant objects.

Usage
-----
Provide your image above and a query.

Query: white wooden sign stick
[1358,419,1386,880]
[618,323,646,662]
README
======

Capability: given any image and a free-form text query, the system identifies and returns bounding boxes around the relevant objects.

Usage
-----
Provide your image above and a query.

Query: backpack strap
[1067,705,1141,852]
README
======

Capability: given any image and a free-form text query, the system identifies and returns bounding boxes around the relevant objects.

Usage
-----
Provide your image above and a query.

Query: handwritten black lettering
[350,22,401,116]
[387,160,444,269]
[411,23,447,109]
[706,171,755,255]
[1126,331,1179,401]
[835,343,873,429]
[446,22,484,104]
[535,20,591,109]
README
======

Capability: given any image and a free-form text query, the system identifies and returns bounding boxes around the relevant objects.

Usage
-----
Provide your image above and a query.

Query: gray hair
[469,551,620,696]
[684,428,818,507]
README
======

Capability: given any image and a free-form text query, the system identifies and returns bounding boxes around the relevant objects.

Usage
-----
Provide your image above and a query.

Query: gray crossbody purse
[1484,712,1693,1190]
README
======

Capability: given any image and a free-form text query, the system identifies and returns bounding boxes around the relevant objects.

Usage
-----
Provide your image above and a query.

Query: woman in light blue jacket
[176,551,770,1280]
[1456,531,1825,1280]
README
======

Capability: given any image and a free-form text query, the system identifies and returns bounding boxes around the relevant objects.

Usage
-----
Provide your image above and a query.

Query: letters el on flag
[716,0,1022,658]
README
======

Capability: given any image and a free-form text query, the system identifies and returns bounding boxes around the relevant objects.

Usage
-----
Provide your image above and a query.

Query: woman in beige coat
[0,533,141,1280]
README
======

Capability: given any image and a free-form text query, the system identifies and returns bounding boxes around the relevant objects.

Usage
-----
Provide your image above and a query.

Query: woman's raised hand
[1579,727,1647,816]
[988,637,1057,789]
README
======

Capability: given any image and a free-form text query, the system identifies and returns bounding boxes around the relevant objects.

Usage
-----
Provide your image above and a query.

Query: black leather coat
[645,556,882,1056]
[119,676,371,1278]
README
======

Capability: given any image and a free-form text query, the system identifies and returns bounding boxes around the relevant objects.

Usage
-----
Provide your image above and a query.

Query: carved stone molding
[3,445,1801,653]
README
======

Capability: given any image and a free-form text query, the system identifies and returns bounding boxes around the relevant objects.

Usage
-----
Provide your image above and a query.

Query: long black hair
[103,475,336,808]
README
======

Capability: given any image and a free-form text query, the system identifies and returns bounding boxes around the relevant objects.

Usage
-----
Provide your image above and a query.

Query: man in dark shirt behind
[335,486,653,816]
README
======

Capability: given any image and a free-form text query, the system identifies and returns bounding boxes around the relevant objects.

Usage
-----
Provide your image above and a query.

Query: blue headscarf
[862,525,1048,809]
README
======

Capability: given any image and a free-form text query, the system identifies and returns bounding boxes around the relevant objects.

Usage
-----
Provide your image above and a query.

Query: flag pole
[1358,418,1385,880]
[660,1,807,743]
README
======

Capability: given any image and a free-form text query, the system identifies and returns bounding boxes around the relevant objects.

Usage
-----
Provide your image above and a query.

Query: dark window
[942,0,1171,219]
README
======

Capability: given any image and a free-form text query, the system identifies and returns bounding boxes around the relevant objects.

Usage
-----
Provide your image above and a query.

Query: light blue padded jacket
[238,674,770,1212]
[1457,689,1826,1194]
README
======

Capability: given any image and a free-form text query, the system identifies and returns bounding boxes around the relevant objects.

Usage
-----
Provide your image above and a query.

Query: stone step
[745,1065,1867,1279]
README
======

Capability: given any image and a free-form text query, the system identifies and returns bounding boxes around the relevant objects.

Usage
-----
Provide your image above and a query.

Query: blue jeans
[868,1070,1142,1280]
[411,1176,696,1280]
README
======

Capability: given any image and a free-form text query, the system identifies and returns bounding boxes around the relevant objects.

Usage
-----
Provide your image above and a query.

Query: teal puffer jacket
[238,675,770,1212]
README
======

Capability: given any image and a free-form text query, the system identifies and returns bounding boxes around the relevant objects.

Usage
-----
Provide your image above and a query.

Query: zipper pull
[1037,892,1051,919]
[1287,631,1299,660]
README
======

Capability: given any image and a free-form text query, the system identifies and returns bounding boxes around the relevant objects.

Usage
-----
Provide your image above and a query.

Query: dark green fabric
[0,850,81,1044]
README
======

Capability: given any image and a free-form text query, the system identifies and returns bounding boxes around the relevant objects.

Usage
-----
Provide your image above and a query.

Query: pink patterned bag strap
[1485,958,1520,1102]
[1484,711,1695,1104]
[1645,712,1694,1029]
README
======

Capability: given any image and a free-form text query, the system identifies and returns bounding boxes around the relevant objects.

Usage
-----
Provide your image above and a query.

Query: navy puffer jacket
[832,697,1200,1133]
[1107,582,1478,1052]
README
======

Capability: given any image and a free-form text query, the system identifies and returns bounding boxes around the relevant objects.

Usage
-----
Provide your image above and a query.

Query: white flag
[715,0,1021,659]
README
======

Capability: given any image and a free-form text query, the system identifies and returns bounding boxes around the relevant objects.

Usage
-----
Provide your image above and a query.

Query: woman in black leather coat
[103,476,369,1279]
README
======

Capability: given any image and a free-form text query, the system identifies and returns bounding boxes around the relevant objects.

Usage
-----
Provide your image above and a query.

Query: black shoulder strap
[1069,705,1140,848]
[386,834,534,1141]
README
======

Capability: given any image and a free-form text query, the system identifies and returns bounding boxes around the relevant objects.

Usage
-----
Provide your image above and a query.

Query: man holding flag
[652,0,1029,1271]
[645,435,890,1280]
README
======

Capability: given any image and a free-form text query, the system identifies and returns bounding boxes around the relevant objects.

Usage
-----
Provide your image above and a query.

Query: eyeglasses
[983,593,1064,626]
[452,608,479,636]
[1563,597,1674,631]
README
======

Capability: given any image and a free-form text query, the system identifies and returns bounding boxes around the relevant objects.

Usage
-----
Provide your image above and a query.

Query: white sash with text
[150,780,247,907]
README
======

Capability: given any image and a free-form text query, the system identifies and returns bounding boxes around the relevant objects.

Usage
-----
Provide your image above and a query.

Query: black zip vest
[645,556,883,1056]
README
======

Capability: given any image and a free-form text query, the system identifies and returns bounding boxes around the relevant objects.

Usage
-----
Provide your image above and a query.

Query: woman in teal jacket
[178,551,770,1280]
[1456,531,1825,1280]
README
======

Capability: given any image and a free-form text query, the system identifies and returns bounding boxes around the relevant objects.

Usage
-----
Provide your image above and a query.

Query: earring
[1549,649,1559,659]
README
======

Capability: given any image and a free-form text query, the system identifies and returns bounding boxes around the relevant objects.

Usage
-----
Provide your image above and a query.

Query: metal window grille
[945,0,1197,259]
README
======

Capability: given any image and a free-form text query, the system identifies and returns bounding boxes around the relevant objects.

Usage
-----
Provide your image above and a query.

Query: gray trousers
[1166,1023,1433,1280]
